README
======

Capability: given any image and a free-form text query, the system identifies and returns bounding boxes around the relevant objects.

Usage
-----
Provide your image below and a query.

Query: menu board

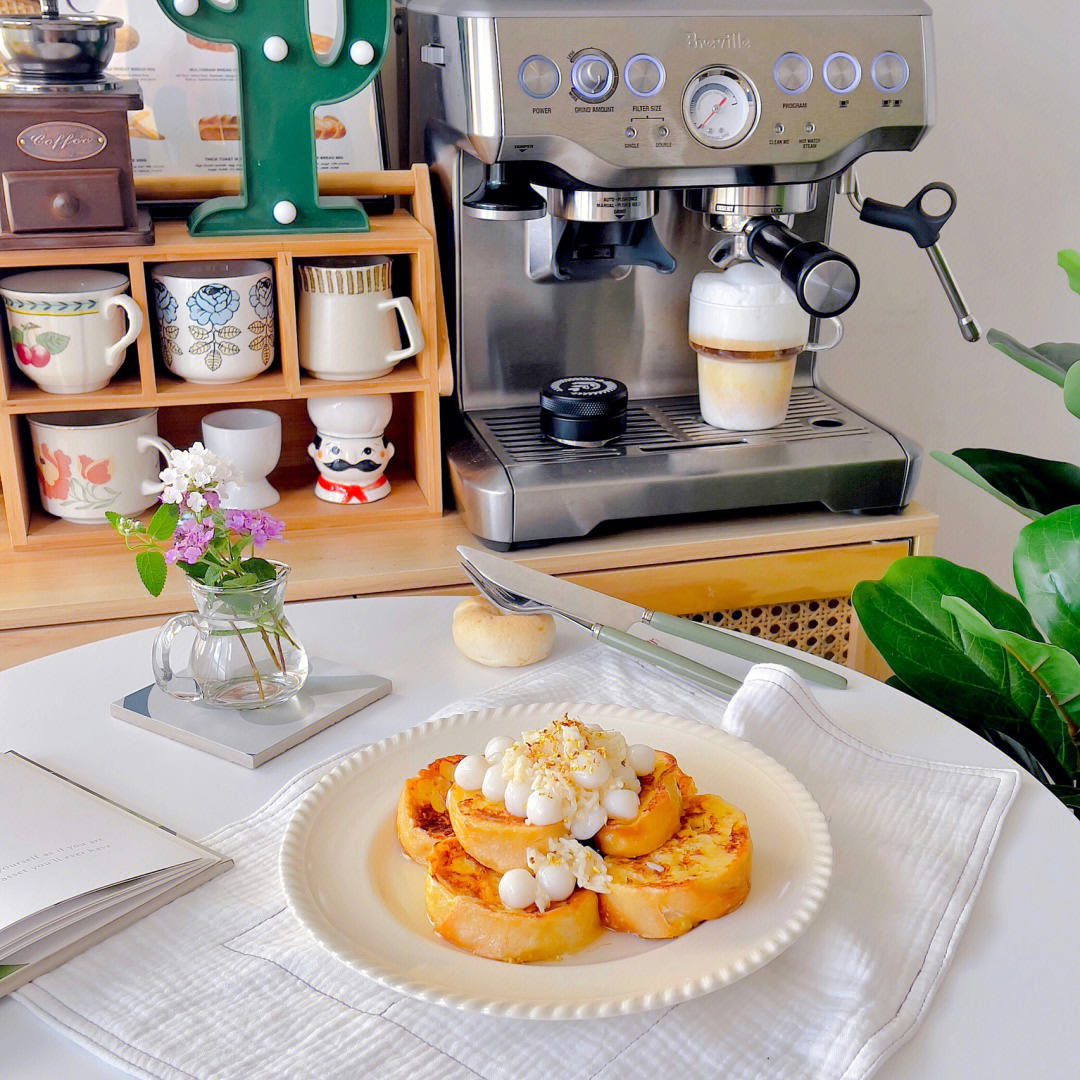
[59,1,385,192]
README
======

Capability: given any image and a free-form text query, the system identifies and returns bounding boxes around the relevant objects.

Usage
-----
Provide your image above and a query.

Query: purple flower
[167,517,214,565]
[224,509,285,547]
[203,489,221,509]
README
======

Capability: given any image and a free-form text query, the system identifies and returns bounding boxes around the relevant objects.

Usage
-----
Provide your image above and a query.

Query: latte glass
[689,263,843,430]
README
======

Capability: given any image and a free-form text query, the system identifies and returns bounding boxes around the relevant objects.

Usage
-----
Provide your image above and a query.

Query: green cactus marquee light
[155,0,390,235]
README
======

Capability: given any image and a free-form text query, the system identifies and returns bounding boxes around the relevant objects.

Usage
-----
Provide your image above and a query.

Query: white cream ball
[453,754,487,792]
[484,736,513,763]
[603,788,640,821]
[503,779,532,819]
[498,868,537,910]
[535,862,575,903]
[572,757,611,790]
[525,791,564,827]
[481,763,508,802]
[613,762,642,793]
[629,744,656,776]
[570,804,608,840]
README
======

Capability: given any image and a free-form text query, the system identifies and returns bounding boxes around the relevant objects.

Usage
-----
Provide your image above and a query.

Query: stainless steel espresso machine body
[400,0,972,547]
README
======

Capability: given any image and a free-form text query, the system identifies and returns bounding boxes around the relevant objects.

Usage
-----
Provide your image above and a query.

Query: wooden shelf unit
[0,166,451,552]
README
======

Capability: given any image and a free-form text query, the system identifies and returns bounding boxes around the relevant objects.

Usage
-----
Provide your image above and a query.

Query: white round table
[1,595,1076,1078]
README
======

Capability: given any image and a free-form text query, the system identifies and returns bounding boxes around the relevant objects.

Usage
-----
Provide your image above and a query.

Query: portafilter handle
[745,218,860,318]
[842,167,980,342]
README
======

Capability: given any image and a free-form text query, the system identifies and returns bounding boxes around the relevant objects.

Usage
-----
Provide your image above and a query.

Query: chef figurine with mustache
[306,395,394,505]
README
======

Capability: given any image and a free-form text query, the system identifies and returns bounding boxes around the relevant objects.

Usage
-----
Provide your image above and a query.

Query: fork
[460,557,742,696]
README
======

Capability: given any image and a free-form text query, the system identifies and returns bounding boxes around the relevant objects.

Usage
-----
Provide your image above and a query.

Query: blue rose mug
[150,260,276,384]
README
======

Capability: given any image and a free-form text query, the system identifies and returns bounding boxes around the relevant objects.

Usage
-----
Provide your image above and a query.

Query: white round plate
[280,701,832,1018]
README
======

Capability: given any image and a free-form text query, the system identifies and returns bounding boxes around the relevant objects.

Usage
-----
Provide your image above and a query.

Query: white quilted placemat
[16,650,1017,1080]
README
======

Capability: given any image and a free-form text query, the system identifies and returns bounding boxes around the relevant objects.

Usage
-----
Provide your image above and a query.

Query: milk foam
[689,262,809,351]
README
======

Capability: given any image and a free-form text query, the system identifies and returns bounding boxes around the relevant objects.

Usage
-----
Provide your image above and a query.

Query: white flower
[156,441,242,503]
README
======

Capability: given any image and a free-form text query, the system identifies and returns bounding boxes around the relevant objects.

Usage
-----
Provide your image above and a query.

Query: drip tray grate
[472,388,871,467]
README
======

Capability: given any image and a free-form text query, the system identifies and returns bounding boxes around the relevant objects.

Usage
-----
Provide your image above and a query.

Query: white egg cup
[200,408,281,509]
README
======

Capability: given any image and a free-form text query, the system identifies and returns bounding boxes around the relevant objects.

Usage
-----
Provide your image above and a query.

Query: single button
[518,54,560,99]
[773,52,812,95]
[804,121,816,134]
[624,53,665,98]
[570,52,615,101]
[871,50,909,92]
[774,122,785,135]
[625,125,637,139]
[823,51,861,93]
[657,124,669,138]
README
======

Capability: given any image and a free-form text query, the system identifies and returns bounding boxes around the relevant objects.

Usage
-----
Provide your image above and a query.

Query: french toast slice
[446,783,568,873]
[599,794,752,939]
[595,751,692,858]
[395,754,464,864]
[425,837,602,962]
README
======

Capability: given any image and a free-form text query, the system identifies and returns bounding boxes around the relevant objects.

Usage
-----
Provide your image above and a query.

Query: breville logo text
[686,31,750,50]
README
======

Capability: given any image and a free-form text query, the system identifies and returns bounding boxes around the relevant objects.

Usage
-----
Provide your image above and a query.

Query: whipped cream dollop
[454,714,655,840]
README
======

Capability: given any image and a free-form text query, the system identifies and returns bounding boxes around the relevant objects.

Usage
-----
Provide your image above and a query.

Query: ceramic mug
[297,257,424,380]
[27,408,173,523]
[200,408,281,509]
[0,268,143,395]
[150,260,275,385]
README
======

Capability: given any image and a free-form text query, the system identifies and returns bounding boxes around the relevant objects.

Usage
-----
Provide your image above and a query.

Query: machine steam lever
[842,167,980,342]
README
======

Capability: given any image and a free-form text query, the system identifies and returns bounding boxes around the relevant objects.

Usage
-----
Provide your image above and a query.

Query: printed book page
[0,754,205,945]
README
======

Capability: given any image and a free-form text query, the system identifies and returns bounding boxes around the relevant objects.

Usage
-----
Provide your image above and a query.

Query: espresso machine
[399,0,977,547]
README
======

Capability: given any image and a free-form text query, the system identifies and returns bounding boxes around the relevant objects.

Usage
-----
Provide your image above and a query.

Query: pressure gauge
[682,66,759,149]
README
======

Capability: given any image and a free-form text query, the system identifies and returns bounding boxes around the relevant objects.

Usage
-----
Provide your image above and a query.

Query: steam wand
[840,165,980,342]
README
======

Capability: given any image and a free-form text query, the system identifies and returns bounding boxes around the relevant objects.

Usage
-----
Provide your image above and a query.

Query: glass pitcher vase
[152,561,308,710]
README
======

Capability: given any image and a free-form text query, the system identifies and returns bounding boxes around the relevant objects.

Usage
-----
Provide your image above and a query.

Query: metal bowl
[0,14,121,83]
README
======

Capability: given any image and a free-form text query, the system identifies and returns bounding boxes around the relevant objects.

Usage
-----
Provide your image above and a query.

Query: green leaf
[1014,506,1080,657]
[221,572,259,589]
[9,325,23,346]
[1047,784,1080,811]
[940,595,1079,775]
[986,329,1078,387]
[851,555,1052,738]
[135,548,167,597]
[932,448,1080,519]
[147,502,180,542]
[36,330,69,355]
[1058,249,1080,296]
[241,557,277,583]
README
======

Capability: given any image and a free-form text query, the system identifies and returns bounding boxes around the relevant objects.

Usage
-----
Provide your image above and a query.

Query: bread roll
[451,595,554,668]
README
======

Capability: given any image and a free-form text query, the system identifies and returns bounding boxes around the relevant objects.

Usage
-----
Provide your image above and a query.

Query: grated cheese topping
[527,837,612,912]
[500,714,638,836]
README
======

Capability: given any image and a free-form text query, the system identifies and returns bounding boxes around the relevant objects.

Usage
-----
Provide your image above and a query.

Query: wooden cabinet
[0,503,935,676]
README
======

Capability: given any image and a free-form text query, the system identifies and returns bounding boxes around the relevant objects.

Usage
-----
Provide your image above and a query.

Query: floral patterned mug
[28,408,173,524]
[150,261,275,385]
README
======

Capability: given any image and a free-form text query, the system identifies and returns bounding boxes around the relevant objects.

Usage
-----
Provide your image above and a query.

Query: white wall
[820,0,1080,586]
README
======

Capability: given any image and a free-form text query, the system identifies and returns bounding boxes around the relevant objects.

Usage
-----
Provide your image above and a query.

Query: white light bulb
[263,36,288,62]
[174,0,198,15]
[350,40,375,66]
[273,200,297,225]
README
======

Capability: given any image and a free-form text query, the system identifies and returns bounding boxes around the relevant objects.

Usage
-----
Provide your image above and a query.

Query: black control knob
[746,218,860,317]
[540,376,627,447]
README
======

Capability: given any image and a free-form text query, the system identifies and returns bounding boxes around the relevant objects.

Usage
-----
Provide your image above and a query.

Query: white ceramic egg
[629,744,656,776]
[572,757,611,790]
[498,868,537,910]
[570,803,608,840]
[503,779,532,819]
[453,754,487,791]
[525,791,564,827]
[484,736,514,763]
[535,862,575,903]
[481,763,508,802]
[603,787,640,821]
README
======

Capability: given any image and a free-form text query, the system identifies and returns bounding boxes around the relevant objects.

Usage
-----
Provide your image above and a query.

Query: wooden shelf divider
[0,165,450,554]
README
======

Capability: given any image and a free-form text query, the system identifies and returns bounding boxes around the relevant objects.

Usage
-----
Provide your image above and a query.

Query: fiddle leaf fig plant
[852,251,1080,812]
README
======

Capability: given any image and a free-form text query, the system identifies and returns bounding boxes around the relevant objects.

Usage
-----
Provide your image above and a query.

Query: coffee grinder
[0,0,151,249]
[401,0,979,548]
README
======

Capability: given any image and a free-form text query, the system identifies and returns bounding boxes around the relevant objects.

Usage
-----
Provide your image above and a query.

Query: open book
[0,752,231,997]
